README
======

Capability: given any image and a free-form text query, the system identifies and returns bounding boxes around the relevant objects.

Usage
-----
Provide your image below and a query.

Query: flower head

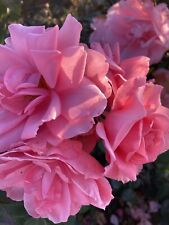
[0,14,109,152]
[97,77,169,182]
[0,139,112,223]
[92,43,169,182]
[90,0,169,64]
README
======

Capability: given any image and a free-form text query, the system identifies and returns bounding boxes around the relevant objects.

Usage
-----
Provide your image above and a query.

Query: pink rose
[85,48,112,98]
[97,77,169,182]
[0,14,109,152]
[90,0,169,64]
[0,139,113,223]
[91,42,150,90]
[130,208,151,225]
[91,42,150,114]
[153,68,169,108]
[91,42,169,183]
[75,127,99,153]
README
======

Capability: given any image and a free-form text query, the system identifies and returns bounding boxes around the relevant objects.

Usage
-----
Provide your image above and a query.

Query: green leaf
[25,216,79,225]
[24,218,53,225]
[110,180,123,190]
[0,202,29,225]
[79,206,91,215]
[121,189,136,202]
[60,216,79,225]
[0,205,15,225]
[2,202,29,225]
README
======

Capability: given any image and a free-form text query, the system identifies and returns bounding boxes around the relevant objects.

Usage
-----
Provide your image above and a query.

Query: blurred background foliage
[0,0,169,225]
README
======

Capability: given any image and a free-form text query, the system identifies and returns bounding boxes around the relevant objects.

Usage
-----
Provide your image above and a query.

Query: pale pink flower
[91,42,150,114]
[153,68,169,108]
[139,221,152,225]
[97,77,169,182]
[149,201,160,213]
[90,0,169,64]
[110,214,119,225]
[130,208,152,225]
[85,48,112,98]
[92,43,169,182]
[91,42,150,92]
[0,14,109,152]
[0,139,113,223]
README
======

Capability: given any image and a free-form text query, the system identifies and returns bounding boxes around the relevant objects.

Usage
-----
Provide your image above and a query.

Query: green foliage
[0,0,22,43]
[0,203,29,225]
[24,218,54,225]
[60,217,79,225]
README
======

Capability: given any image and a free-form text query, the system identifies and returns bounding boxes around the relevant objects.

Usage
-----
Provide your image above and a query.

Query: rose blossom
[97,76,169,182]
[0,15,113,223]
[90,42,169,182]
[91,42,150,93]
[0,14,109,152]
[90,0,169,64]
[0,139,113,223]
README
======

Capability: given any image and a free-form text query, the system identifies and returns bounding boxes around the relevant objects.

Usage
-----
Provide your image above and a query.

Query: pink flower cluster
[90,0,169,64]
[0,0,169,223]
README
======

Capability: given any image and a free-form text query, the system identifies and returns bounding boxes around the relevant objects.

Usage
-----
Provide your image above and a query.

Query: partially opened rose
[90,42,169,182]
[97,77,169,182]
[0,139,112,223]
[0,14,109,152]
[90,0,169,64]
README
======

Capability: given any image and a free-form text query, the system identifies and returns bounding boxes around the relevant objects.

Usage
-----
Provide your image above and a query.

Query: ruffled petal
[22,93,61,139]
[27,26,59,51]
[120,56,150,80]
[61,78,107,120]
[31,50,62,88]
[57,46,86,91]
[8,24,45,57]
[58,14,82,50]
